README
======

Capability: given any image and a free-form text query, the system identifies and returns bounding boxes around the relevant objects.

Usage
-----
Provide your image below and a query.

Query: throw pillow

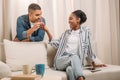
[4,39,49,71]
[0,61,11,78]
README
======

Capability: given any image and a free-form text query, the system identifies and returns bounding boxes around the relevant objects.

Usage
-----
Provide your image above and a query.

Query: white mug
[22,65,32,75]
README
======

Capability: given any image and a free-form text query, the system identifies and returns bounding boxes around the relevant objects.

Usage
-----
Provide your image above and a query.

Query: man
[14,3,46,42]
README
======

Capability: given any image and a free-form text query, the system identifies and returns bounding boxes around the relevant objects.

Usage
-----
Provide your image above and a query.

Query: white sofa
[1,39,120,80]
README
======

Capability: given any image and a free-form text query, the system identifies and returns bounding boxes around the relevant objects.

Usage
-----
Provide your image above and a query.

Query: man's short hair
[28,3,41,13]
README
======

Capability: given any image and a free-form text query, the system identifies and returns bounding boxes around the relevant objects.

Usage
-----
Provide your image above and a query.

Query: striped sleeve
[49,39,60,48]
[87,27,96,63]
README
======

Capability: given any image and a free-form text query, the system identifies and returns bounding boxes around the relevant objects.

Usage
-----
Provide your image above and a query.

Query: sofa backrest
[1,39,57,69]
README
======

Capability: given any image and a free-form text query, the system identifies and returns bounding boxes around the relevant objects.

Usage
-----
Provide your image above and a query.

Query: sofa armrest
[0,61,12,79]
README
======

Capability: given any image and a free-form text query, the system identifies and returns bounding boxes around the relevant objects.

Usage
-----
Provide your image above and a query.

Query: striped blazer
[49,26,96,68]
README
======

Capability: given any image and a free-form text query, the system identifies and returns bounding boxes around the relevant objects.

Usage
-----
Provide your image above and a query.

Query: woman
[43,10,106,80]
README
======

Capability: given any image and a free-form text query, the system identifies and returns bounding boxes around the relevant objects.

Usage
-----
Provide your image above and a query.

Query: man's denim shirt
[16,14,46,41]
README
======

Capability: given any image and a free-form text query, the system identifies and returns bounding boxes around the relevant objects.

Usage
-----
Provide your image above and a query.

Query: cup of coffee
[35,64,45,77]
[22,65,32,75]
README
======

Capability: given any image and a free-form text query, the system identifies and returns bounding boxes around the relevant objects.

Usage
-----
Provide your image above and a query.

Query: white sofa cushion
[84,65,120,80]
[3,39,49,71]
[0,61,11,79]
[2,65,120,80]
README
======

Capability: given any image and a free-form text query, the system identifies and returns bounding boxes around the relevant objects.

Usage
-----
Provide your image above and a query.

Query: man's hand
[34,21,46,30]
[35,20,52,41]
[39,22,45,28]
[26,21,42,38]
[36,21,48,32]
[33,22,41,31]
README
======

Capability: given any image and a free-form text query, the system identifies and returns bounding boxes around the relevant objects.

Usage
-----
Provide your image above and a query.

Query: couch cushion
[43,68,67,80]
[3,39,49,71]
[0,61,11,79]
[4,65,120,80]
[84,65,120,80]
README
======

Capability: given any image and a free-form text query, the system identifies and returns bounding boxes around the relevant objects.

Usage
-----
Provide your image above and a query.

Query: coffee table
[1,75,42,80]
[1,78,11,80]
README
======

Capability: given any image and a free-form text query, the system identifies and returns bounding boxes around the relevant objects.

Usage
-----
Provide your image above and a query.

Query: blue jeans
[55,53,84,80]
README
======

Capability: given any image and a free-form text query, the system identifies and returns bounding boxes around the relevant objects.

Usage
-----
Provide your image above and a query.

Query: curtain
[0,0,3,60]
[109,0,120,64]
[0,0,119,65]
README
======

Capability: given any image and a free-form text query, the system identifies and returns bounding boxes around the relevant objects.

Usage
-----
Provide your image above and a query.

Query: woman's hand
[92,62,107,70]
[39,25,52,41]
